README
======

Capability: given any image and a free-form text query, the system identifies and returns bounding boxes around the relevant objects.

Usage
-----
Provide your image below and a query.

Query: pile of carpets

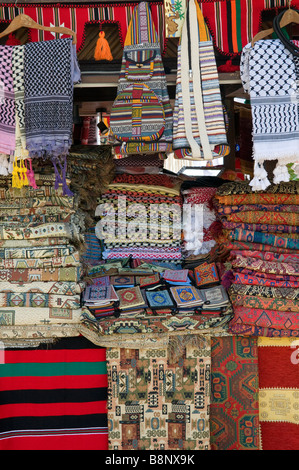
[97,173,183,264]
[0,171,86,341]
[214,181,299,337]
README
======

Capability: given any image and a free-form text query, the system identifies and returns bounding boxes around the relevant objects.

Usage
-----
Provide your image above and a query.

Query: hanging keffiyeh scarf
[240,39,299,191]
[172,0,229,161]
[12,45,28,161]
[0,45,15,158]
[24,37,80,158]
[23,37,80,195]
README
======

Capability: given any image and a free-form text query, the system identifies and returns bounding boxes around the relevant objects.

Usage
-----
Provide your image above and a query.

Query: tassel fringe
[273,163,290,184]
[94,31,113,61]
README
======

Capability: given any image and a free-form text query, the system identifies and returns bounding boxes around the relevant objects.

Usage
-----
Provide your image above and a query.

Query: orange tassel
[94,31,113,61]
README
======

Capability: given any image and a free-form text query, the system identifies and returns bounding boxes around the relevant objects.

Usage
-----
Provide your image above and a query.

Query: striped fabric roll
[0,337,108,450]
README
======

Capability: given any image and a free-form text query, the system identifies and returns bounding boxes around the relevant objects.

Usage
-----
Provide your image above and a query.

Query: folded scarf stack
[0,171,86,339]
[97,173,183,264]
[0,38,80,194]
[214,180,299,337]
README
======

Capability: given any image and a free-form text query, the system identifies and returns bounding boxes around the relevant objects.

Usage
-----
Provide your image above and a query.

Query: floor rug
[0,336,108,450]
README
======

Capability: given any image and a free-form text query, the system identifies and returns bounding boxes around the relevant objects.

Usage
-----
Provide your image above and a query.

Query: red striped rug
[0,336,108,450]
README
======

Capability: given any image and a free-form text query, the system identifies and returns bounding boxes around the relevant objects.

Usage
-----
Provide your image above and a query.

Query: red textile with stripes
[0,336,108,450]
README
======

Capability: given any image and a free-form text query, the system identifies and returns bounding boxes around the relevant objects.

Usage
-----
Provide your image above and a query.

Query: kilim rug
[0,336,108,450]
[106,338,211,450]
[210,336,259,450]
[258,337,299,450]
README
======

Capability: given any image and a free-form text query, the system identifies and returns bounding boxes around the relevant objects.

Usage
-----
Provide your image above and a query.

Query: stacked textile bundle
[114,153,164,175]
[0,173,85,335]
[106,338,211,450]
[97,173,183,263]
[214,181,299,337]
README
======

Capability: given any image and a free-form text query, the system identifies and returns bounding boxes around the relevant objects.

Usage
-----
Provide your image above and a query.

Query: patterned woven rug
[210,335,259,450]
[106,337,211,450]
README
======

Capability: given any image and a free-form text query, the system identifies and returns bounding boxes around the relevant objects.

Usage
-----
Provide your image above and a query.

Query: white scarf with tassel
[240,39,299,191]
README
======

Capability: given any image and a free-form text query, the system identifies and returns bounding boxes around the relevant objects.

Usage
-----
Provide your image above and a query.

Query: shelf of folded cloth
[213,180,299,337]
[0,172,88,345]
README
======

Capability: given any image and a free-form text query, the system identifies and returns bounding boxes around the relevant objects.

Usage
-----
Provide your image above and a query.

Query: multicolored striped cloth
[172,0,229,161]
[111,1,172,157]
[0,337,108,450]
[0,1,296,56]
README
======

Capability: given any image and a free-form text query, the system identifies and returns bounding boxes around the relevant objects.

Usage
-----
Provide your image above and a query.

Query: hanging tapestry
[0,45,15,156]
[1,1,298,56]
[23,37,80,161]
[106,339,211,450]
[223,221,299,235]
[258,337,299,450]
[0,337,108,450]
[210,335,259,450]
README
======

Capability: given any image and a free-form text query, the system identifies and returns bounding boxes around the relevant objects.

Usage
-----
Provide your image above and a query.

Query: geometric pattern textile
[106,339,211,450]
[210,335,259,450]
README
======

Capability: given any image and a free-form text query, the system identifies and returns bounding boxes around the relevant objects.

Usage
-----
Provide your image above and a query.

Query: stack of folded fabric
[0,171,86,337]
[214,181,299,337]
[97,173,183,264]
